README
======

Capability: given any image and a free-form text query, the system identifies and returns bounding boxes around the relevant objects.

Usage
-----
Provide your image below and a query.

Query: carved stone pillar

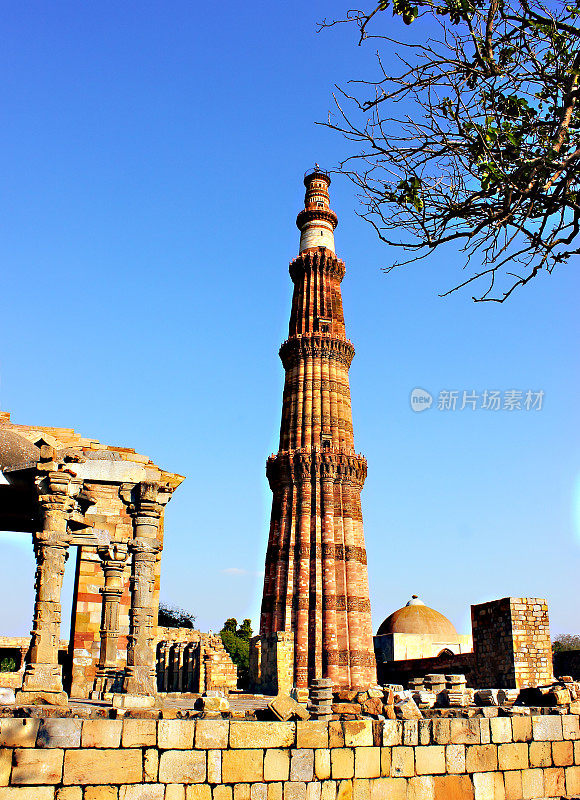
[123,535,160,696]
[18,469,77,705]
[91,542,128,697]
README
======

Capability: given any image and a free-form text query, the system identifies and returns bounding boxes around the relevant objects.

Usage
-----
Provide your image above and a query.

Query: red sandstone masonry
[1,715,580,798]
[256,173,376,691]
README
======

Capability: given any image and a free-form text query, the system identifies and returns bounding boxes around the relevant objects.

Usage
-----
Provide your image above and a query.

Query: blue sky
[0,1,578,641]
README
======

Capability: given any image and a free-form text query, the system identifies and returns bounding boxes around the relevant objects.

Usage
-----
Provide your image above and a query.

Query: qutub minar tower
[252,168,377,692]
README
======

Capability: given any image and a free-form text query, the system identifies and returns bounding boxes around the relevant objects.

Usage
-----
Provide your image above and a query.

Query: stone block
[406,775,434,800]
[563,714,580,740]
[0,750,10,786]
[315,749,331,781]
[328,722,344,748]
[119,788,165,800]
[250,784,267,800]
[479,720,490,746]
[230,722,294,749]
[370,778,406,800]
[432,775,474,800]
[528,741,551,767]
[267,784,282,800]
[290,749,314,781]
[498,743,528,771]
[284,782,307,800]
[390,747,414,778]
[195,720,229,749]
[296,722,328,748]
[395,699,422,721]
[354,747,380,778]
[431,720,450,746]
[332,704,361,716]
[264,749,290,781]
[575,739,580,763]
[343,721,373,747]
[503,770,522,800]
[269,696,308,722]
[122,719,157,747]
[63,748,142,784]
[319,783,335,800]
[521,767,543,798]
[465,745,497,773]
[552,738,573,765]
[336,781,352,800]
[55,790,83,800]
[331,748,354,779]
[81,720,123,748]
[222,749,263,783]
[164,788,186,800]
[531,714,562,741]
[0,789,55,799]
[79,789,116,800]
[0,720,39,748]
[207,749,221,783]
[510,717,532,743]
[306,784,321,800]
[144,748,159,781]
[489,718,511,744]
[233,785,250,800]
[382,721,401,747]
[158,720,195,749]
[418,720,431,746]
[566,765,580,795]
[471,772,502,800]
[36,720,81,749]
[543,766,565,797]
[185,787,212,800]
[414,746,445,776]
[352,779,369,800]
[380,748,391,777]
[445,744,465,774]
[158,750,206,783]
[402,721,418,747]
[12,748,63,784]
[214,786,233,800]
[449,719,480,745]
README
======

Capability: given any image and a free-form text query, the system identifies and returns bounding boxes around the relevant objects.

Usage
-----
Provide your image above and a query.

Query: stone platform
[1,709,580,799]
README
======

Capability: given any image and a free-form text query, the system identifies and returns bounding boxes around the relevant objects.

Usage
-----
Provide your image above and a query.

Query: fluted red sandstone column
[259,168,376,690]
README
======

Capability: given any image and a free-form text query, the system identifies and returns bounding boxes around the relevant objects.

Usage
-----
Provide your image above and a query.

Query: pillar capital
[120,480,172,518]
[97,540,129,568]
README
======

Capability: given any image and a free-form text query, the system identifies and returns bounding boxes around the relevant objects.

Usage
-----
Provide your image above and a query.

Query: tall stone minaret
[257,167,376,691]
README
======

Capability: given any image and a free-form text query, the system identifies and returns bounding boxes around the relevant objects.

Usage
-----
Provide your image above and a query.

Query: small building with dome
[374,595,473,666]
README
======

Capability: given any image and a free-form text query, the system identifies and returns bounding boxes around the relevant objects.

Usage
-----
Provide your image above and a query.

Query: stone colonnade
[16,453,172,705]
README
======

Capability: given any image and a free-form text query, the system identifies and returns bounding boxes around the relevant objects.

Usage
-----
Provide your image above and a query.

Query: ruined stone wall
[2,715,580,798]
[253,632,295,695]
[156,628,238,693]
[472,597,552,689]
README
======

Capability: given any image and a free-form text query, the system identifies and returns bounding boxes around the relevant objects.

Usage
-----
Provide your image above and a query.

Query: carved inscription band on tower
[255,169,377,691]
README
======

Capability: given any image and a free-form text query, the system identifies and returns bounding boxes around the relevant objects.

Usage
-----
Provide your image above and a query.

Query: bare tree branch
[320,0,580,301]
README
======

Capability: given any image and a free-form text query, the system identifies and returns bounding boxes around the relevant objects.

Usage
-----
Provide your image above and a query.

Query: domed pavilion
[374,595,473,665]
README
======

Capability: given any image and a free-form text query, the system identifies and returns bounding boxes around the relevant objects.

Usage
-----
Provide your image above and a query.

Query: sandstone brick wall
[253,633,295,695]
[2,715,580,798]
[472,598,552,689]
[156,628,238,693]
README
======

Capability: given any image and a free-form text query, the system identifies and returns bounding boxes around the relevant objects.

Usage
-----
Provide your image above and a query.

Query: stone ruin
[0,412,237,707]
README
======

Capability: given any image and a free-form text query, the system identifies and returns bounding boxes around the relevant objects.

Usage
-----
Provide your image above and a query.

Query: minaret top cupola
[296,165,338,254]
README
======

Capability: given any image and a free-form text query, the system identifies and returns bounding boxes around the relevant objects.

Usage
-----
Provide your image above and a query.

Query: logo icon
[410,388,433,412]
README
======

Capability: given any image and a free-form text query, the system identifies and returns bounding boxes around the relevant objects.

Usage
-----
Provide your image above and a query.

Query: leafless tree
[320,0,580,301]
